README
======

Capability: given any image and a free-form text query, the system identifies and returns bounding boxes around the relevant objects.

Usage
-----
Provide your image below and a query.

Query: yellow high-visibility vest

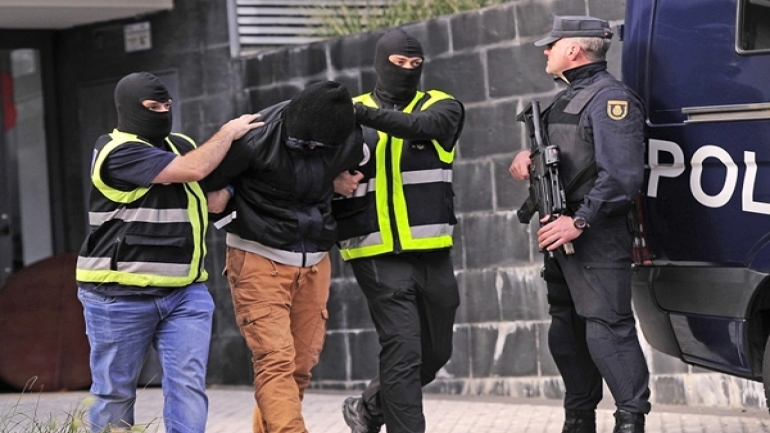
[76,130,209,287]
[339,90,458,261]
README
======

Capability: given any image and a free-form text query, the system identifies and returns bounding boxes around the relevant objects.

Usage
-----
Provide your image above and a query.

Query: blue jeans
[77,283,214,433]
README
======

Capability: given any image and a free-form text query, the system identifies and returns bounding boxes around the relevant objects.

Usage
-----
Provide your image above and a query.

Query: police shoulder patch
[607,100,629,120]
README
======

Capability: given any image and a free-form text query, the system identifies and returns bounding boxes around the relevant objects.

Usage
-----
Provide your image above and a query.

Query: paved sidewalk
[1,386,769,432]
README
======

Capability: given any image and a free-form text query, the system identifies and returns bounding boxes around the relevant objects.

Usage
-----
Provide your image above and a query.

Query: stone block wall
[50,0,765,410]
[229,0,766,409]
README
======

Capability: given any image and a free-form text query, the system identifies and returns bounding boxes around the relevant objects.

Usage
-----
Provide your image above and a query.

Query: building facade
[0,0,763,410]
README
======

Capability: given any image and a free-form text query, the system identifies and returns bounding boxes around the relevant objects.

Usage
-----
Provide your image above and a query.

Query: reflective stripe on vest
[89,208,190,226]
[402,168,452,185]
[340,91,456,260]
[77,257,193,277]
[76,130,209,287]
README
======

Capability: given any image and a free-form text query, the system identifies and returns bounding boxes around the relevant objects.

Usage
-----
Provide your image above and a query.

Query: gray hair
[572,37,611,61]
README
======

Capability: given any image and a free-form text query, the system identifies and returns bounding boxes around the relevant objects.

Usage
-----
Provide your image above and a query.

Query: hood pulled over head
[283,80,355,150]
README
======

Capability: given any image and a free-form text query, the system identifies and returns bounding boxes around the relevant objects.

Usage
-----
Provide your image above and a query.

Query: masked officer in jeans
[76,71,262,433]
[204,80,364,433]
[509,16,650,433]
[333,29,465,433]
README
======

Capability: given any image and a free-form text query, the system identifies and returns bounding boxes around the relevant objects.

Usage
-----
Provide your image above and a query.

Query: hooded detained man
[333,29,465,433]
[203,80,364,433]
[75,71,262,433]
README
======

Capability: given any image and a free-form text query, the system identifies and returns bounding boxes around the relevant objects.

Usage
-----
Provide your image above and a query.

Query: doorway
[0,49,53,286]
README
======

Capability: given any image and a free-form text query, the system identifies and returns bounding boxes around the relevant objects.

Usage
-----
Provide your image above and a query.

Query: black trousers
[543,215,651,414]
[351,249,460,433]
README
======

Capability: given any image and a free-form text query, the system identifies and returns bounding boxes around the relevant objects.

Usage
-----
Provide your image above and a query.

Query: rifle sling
[563,162,597,200]
[550,79,615,210]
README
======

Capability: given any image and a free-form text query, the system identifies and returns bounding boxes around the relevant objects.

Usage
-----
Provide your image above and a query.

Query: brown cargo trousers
[225,247,330,433]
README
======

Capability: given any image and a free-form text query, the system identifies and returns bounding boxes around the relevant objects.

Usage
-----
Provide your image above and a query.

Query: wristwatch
[573,216,589,230]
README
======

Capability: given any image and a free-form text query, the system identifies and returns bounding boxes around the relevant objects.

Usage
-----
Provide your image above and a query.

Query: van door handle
[683,102,770,123]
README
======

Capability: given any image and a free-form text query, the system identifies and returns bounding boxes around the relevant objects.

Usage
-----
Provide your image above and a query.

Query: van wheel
[762,336,770,411]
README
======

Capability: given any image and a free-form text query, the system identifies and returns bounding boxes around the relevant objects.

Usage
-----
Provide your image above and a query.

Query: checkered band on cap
[534,15,613,46]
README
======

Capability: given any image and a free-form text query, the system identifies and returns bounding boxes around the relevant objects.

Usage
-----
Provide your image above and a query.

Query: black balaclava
[284,80,355,150]
[115,72,172,144]
[373,29,424,106]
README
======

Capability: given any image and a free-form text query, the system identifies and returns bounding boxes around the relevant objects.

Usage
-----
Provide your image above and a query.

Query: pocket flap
[236,305,271,327]
[124,234,187,248]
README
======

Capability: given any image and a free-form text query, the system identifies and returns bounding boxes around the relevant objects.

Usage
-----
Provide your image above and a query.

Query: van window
[739,0,770,52]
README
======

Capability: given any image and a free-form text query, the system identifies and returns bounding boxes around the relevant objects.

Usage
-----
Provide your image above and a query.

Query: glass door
[0,49,52,285]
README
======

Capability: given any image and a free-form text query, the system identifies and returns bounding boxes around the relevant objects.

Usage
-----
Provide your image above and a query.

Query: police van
[620,0,770,404]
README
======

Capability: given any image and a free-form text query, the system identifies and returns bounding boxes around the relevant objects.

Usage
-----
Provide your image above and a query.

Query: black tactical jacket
[204,102,363,253]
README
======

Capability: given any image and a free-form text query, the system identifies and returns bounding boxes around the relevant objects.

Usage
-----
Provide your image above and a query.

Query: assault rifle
[516,101,575,255]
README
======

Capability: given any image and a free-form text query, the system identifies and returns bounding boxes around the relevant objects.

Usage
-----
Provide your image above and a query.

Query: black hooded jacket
[204,102,363,253]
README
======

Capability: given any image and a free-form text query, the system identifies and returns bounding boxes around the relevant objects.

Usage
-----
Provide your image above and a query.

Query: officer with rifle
[516,100,573,255]
[509,15,650,433]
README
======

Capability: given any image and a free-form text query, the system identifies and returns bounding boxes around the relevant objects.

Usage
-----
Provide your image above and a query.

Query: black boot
[613,410,645,433]
[561,410,596,433]
[342,397,383,433]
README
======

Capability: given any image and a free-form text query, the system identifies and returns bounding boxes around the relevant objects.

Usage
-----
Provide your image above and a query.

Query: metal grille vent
[232,0,391,54]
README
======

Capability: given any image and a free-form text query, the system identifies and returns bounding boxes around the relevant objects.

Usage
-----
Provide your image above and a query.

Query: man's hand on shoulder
[220,113,264,141]
[152,113,264,184]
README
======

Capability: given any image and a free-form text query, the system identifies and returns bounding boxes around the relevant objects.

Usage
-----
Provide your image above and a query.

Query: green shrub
[1,396,90,433]
[0,378,157,433]
[314,0,511,37]
[1,397,156,433]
